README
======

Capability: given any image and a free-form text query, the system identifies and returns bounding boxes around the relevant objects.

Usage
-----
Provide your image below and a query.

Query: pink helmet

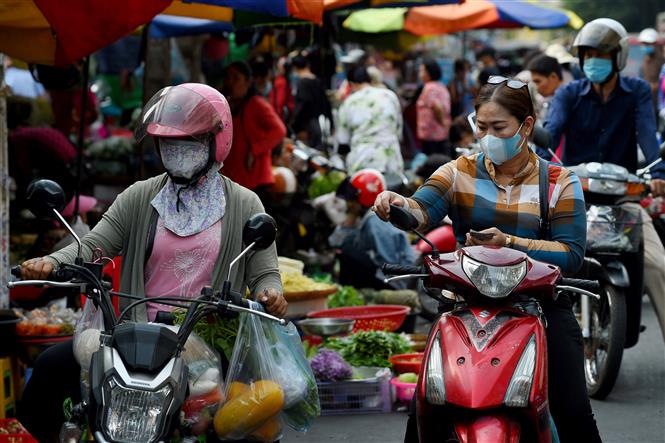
[137,83,233,164]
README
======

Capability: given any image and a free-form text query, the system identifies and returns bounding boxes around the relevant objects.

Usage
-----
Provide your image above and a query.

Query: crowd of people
[5,15,665,443]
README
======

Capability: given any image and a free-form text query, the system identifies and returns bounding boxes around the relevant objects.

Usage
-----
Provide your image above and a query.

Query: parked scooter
[8,179,285,443]
[383,205,599,442]
[566,147,665,399]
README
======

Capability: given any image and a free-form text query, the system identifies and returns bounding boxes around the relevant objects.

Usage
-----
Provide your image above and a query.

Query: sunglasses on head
[487,76,527,90]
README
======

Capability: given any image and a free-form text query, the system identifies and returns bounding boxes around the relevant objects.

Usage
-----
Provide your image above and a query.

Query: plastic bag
[73,300,104,402]
[180,332,225,436]
[217,305,319,442]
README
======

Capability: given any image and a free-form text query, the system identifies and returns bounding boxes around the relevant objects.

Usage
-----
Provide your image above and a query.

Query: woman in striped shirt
[376,77,601,443]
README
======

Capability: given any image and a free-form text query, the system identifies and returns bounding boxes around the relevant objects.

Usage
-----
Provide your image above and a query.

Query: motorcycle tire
[574,284,627,400]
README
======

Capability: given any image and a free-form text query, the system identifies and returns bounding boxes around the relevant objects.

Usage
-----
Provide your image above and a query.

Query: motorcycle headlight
[504,334,537,408]
[462,255,527,299]
[425,333,445,405]
[103,377,172,443]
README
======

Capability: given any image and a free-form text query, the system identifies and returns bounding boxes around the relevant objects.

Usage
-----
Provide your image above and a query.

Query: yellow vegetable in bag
[213,380,284,439]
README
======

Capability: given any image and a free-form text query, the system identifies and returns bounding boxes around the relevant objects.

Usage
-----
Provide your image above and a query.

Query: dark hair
[477,47,496,60]
[292,54,309,70]
[347,66,371,84]
[422,58,442,81]
[454,59,466,73]
[527,55,563,80]
[250,58,270,78]
[449,114,473,144]
[474,80,535,123]
[225,61,252,79]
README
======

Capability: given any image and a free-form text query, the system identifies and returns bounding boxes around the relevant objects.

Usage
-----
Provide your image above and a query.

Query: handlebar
[382,264,423,275]
[560,278,600,293]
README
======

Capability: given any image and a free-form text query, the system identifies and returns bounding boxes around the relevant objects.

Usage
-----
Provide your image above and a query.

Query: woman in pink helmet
[18,84,286,442]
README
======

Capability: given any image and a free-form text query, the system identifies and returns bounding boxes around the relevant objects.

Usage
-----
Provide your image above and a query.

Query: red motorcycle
[383,205,599,442]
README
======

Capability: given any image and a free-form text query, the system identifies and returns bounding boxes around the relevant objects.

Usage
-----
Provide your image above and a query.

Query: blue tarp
[189,0,289,17]
[150,15,232,38]
[493,0,570,29]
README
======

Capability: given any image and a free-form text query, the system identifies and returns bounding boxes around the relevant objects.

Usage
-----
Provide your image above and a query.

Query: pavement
[283,299,665,443]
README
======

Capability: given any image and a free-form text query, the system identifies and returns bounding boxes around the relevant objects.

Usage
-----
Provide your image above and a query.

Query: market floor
[283,298,665,443]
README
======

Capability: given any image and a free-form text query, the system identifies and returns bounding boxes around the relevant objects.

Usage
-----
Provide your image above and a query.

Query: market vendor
[330,169,415,289]
[17,83,287,442]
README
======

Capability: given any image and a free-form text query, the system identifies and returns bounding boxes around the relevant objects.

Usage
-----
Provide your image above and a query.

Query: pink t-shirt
[144,218,222,321]
[417,81,452,142]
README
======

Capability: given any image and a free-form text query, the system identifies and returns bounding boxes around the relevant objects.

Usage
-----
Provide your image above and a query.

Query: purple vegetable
[310,349,353,382]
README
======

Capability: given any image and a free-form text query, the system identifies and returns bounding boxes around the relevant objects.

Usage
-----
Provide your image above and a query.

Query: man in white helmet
[544,18,665,343]
[638,27,664,111]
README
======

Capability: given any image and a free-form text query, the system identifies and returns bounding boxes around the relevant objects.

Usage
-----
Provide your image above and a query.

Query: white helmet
[639,28,659,45]
[572,18,629,71]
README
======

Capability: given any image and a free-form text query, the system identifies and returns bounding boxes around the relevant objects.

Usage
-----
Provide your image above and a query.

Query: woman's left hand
[465,227,506,247]
[259,288,288,318]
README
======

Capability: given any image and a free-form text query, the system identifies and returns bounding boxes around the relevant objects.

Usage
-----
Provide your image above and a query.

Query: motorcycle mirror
[389,204,419,231]
[660,143,665,161]
[25,179,67,219]
[242,213,277,250]
[532,126,552,150]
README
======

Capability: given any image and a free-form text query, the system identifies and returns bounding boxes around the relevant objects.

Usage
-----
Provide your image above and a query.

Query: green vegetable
[303,340,321,360]
[173,310,239,360]
[327,286,364,309]
[307,171,346,199]
[325,330,412,368]
[398,373,418,383]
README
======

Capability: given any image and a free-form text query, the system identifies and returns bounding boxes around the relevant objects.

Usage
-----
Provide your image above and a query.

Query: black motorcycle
[9,180,285,443]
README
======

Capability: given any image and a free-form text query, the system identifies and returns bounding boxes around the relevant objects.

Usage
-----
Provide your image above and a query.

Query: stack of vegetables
[14,305,79,336]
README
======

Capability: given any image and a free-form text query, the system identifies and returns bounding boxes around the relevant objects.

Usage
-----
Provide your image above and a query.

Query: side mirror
[242,213,277,250]
[660,143,665,161]
[389,204,418,231]
[532,126,552,150]
[26,179,67,219]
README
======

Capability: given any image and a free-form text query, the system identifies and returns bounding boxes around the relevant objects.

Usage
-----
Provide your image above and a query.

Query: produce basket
[317,367,391,415]
[389,353,424,375]
[391,378,417,403]
[0,419,38,443]
[308,305,410,332]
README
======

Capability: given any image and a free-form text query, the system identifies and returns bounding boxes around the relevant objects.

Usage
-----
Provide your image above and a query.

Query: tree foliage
[562,0,664,33]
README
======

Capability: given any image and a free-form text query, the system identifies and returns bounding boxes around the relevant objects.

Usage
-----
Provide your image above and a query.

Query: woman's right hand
[373,191,407,221]
[20,257,55,280]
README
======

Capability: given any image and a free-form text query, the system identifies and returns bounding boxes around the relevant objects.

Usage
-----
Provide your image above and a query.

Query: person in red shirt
[220,61,287,192]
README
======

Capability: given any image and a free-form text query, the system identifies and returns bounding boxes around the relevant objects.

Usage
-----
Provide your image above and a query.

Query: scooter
[567,145,665,399]
[382,205,599,442]
[8,179,286,443]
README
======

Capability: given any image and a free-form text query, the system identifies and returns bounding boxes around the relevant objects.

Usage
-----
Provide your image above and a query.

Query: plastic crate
[317,367,392,415]
[0,419,38,443]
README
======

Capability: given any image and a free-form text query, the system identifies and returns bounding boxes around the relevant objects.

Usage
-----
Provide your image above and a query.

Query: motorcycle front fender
[453,415,526,443]
[591,260,630,288]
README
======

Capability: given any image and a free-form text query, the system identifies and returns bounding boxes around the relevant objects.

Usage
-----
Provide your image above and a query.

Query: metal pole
[0,54,8,307]
[74,56,90,217]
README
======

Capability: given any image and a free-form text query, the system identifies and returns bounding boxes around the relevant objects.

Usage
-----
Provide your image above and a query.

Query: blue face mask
[583,57,613,84]
[641,45,655,56]
[479,122,525,165]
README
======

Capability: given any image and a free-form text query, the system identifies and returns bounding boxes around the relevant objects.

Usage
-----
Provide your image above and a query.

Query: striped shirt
[408,152,586,274]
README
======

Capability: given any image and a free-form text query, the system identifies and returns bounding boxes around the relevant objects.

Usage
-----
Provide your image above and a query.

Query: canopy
[186,0,325,24]
[150,15,233,38]
[0,0,171,65]
[325,0,459,10]
[343,0,582,35]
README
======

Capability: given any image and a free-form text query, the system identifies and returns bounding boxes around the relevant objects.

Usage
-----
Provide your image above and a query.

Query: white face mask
[159,139,210,180]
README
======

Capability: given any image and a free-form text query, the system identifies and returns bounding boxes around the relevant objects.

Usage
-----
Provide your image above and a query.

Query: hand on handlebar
[19,257,55,280]
[649,179,665,197]
[373,191,407,221]
[258,288,288,318]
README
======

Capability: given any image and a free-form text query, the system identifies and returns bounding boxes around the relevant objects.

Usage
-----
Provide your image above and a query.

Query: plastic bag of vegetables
[179,332,225,436]
[73,300,104,402]
[216,307,320,442]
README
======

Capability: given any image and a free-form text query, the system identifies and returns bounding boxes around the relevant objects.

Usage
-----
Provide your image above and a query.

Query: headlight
[462,255,527,299]
[504,334,536,408]
[425,333,445,405]
[103,377,172,443]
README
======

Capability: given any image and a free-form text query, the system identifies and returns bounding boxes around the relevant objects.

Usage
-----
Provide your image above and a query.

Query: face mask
[641,45,655,56]
[479,122,525,165]
[160,138,210,180]
[583,57,613,84]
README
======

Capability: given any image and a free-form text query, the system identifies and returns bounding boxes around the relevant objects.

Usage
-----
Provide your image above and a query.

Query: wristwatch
[504,235,512,248]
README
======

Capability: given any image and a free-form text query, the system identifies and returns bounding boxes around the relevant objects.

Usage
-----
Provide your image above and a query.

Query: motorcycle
[382,205,599,442]
[568,146,665,399]
[8,179,286,443]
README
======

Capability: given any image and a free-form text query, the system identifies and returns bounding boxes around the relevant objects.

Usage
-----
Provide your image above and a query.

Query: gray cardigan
[48,174,282,321]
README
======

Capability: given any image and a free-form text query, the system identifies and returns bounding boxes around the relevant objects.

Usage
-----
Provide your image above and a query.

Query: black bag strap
[538,157,551,240]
